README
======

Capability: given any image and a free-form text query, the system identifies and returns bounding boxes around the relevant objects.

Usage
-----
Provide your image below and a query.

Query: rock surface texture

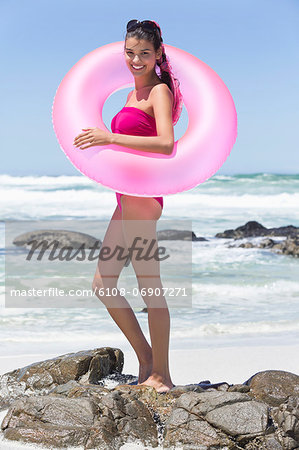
[0,348,298,449]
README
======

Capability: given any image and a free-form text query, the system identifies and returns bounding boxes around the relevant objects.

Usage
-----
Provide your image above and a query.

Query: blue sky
[1,0,298,176]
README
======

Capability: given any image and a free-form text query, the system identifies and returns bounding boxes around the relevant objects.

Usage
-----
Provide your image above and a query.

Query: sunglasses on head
[126,20,162,40]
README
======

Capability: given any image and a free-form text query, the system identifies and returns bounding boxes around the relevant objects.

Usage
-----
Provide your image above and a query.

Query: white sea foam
[0,174,92,187]
[0,315,297,343]
[192,279,299,299]
[171,319,299,338]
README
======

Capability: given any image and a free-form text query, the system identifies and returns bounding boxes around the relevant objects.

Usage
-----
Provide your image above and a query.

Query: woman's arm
[111,84,174,155]
[110,132,171,154]
[74,84,174,155]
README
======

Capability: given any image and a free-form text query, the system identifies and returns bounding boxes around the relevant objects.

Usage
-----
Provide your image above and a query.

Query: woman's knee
[92,276,102,293]
[92,274,118,295]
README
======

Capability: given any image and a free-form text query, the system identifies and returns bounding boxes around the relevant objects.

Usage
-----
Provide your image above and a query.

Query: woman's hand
[73,128,112,150]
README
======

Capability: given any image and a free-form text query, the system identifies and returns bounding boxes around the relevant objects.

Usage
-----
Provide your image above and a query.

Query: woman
[74,19,183,393]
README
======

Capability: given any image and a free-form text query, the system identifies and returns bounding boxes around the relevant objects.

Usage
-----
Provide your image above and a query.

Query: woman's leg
[121,195,174,392]
[92,205,152,381]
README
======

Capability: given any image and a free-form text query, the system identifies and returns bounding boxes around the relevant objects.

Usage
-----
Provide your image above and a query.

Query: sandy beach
[1,343,298,385]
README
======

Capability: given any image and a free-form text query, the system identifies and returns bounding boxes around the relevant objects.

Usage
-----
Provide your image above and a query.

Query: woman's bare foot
[139,374,174,393]
[138,359,153,384]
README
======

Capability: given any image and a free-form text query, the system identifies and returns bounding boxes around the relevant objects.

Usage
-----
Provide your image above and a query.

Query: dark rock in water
[215,220,299,239]
[231,235,299,258]
[1,350,298,449]
[192,234,208,242]
[217,221,299,257]
[258,237,276,248]
[271,235,299,257]
[157,229,207,241]
[13,229,101,249]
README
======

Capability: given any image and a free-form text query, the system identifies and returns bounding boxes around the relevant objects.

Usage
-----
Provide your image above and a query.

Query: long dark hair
[124,21,183,126]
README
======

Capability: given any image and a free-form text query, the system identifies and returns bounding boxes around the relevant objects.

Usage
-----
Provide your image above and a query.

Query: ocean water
[0,173,298,363]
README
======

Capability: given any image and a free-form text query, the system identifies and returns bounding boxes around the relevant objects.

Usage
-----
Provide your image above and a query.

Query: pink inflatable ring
[52,41,237,197]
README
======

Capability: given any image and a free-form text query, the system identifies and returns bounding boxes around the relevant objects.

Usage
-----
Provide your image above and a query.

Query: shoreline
[1,342,298,386]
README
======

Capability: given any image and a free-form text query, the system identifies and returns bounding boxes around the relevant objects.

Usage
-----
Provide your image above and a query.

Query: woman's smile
[131,64,145,71]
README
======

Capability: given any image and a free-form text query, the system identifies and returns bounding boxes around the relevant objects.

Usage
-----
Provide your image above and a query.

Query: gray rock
[271,395,299,449]
[235,241,254,248]
[3,424,90,448]
[164,416,230,448]
[1,396,96,447]
[258,238,276,248]
[2,395,96,429]
[13,229,101,249]
[1,352,299,449]
[49,379,81,395]
[234,236,299,258]
[1,389,158,449]
[0,347,124,410]
[228,383,250,393]
[163,391,247,448]
[205,399,268,437]
[157,229,207,241]
[177,391,251,416]
[13,229,208,254]
[243,369,299,406]
[272,236,299,257]
[163,390,276,448]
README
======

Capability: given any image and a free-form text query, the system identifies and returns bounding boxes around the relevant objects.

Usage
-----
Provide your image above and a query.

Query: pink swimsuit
[111,106,163,212]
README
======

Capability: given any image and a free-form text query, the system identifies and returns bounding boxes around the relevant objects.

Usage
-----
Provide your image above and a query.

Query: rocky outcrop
[271,395,299,449]
[215,221,299,240]
[243,370,299,407]
[1,392,158,449]
[217,221,299,258]
[231,235,299,258]
[0,347,124,411]
[163,391,269,448]
[1,349,298,449]
[13,229,101,249]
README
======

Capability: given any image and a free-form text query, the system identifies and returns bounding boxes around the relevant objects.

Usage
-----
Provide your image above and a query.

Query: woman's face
[124,37,162,78]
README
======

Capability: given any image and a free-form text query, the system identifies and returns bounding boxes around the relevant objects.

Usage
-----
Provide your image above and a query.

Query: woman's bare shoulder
[150,83,173,102]
[152,82,172,95]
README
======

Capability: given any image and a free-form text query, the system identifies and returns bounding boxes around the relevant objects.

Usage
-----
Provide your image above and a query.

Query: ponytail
[156,44,183,126]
